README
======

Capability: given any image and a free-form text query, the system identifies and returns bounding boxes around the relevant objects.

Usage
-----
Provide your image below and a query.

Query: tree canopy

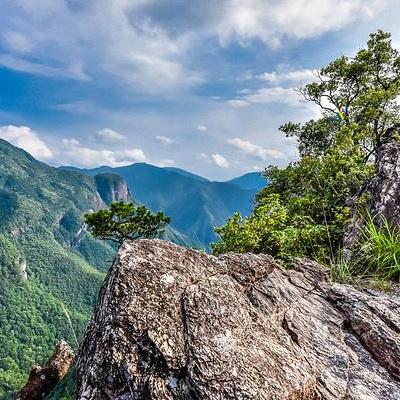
[212,31,400,264]
[84,202,171,245]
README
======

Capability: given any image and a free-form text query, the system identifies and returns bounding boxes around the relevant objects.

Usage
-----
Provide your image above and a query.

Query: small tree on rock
[84,201,171,245]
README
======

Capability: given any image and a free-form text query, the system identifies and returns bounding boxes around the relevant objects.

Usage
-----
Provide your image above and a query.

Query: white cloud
[228,86,312,109]
[61,137,147,167]
[244,87,303,106]
[199,152,230,168]
[226,99,250,108]
[156,135,173,144]
[96,128,125,143]
[197,125,208,132]
[3,30,34,53]
[0,0,382,92]
[0,125,53,159]
[0,1,201,91]
[157,159,175,167]
[0,54,89,80]
[228,138,283,160]
[216,0,380,47]
[211,153,230,168]
[257,69,316,84]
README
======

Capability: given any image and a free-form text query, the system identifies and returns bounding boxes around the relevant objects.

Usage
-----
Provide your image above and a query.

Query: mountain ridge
[60,163,265,249]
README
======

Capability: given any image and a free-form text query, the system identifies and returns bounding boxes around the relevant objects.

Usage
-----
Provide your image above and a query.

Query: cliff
[343,127,400,258]
[75,239,400,399]
[94,172,132,205]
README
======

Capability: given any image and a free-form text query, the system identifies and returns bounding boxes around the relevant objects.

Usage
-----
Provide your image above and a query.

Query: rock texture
[343,126,400,257]
[94,173,131,205]
[16,341,74,400]
[76,239,400,400]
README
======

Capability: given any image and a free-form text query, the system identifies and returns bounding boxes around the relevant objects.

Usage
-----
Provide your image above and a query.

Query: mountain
[0,140,133,398]
[61,163,262,249]
[0,141,265,397]
[226,171,266,191]
[163,167,209,182]
[93,173,131,204]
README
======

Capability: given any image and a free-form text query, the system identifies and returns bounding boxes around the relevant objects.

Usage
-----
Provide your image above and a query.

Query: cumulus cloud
[228,138,283,160]
[0,125,53,159]
[156,135,173,144]
[227,87,303,108]
[196,125,208,132]
[0,0,382,92]
[257,69,316,84]
[95,128,125,143]
[199,152,230,168]
[0,0,201,91]
[216,0,379,47]
[211,153,230,168]
[61,138,146,167]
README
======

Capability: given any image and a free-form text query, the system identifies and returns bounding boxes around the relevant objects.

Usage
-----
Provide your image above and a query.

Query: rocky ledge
[76,239,400,400]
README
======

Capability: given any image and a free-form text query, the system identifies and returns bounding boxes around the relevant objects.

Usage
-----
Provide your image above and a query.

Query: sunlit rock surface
[76,239,400,400]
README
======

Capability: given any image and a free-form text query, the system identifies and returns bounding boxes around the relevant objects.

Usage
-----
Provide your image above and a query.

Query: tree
[84,202,171,245]
[213,31,400,263]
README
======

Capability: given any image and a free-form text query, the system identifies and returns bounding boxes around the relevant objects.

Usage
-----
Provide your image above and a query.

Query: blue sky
[0,0,399,180]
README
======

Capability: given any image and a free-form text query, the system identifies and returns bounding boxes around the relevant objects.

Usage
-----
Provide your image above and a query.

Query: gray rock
[76,239,400,399]
[343,127,400,258]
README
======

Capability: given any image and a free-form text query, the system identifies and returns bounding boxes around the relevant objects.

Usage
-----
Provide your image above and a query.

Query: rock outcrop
[16,341,74,400]
[76,239,400,400]
[94,173,132,205]
[343,126,400,258]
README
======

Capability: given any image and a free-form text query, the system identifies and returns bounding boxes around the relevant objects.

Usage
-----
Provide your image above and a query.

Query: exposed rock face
[368,138,400,226]
[76,240,400,400]
[343,129,400,257]
[94,173,131,205]
[16,341,74,400]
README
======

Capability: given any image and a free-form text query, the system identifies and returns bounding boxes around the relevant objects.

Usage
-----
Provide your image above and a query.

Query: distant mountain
[226,172,266,191]
[163,167,209,182]
[61,163,263,250]
[94,172,131,204]
[0,139,131,397]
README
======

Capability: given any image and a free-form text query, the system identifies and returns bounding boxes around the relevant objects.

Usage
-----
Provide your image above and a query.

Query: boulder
[76,239,400,399]
[343,126,400,258]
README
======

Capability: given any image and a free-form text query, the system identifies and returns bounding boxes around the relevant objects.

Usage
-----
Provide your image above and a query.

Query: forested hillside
[0,139,117,398]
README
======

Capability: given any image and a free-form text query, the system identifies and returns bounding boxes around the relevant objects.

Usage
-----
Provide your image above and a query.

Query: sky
[0,0,400,180]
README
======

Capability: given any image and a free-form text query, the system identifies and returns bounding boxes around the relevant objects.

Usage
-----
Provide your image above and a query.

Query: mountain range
[61,163,266,249]
[0,139,266,398]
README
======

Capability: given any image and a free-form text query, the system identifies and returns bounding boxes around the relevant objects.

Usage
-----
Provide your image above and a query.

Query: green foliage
[213,31,400,267]
[358,215,400,280]
[84,201,171,244]
[327,215,400,285]
[0,139,115,397]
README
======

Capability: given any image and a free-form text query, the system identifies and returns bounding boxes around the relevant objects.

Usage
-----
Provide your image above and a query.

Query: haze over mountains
[61,163,266,249]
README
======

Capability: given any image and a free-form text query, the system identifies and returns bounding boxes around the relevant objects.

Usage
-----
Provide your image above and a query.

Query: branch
[15,341,74,400]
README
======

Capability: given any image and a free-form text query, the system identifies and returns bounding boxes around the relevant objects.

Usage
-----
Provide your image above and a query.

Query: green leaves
[84,201,171,244]
[213,31,400,267]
